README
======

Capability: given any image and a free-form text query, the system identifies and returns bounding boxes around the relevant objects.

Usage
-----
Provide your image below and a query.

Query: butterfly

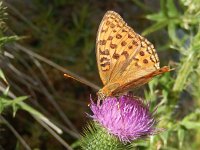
[65,10,171,100]
[96,11,171,99]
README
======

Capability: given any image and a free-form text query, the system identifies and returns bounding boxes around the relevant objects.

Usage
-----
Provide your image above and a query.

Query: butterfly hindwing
[116,35,161,83]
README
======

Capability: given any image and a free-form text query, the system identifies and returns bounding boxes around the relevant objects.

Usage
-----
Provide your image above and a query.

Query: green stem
[173,51,195,92]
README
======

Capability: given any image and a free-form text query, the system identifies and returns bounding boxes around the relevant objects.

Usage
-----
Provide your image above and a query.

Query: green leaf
[131,139,148,147]
[0,97,12,114]
[146,12,165,21]
[11,96,28,117]
[160,0,167,16]
[167,0,179,17]
[160,131,169,147]
[178,128,185,148]
[12,96,28,104]
[173,51,195,92]
[0,69,7,83]
[0,35,20,47]
[142,21,168,36]
[3,86,10,96]
[180,121,200,129]
[168,22,179,44]
[0,98,3,113]
[132,0,152,12]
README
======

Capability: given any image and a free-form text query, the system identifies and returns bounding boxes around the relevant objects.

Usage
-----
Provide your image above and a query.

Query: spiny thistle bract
[80,95,158,150]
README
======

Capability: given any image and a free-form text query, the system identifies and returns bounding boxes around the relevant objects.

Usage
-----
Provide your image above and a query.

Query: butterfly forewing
[96,11,126,85]
[96,11,141,85]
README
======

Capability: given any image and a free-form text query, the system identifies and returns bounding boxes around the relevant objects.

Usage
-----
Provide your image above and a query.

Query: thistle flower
[90,95,157,142]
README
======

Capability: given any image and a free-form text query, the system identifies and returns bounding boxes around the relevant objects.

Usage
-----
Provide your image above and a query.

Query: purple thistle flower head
[90,95,157,142]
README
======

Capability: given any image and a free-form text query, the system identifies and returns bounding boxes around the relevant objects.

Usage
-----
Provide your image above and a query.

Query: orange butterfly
[65,11,171,100]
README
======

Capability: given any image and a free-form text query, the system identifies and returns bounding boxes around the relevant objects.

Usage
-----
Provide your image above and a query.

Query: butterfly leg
[115,97,121,111]
[117,101,120,110]
[97,99,101,106]
[97,90,106,106]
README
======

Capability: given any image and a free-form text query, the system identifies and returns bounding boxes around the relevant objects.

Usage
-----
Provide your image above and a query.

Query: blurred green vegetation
[0,0,200,150]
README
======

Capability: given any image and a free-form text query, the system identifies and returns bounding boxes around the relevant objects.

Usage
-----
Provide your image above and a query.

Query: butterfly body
[96,11,171,100]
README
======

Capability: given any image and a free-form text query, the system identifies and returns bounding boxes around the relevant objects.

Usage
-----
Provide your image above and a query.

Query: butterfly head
[97,89,106,101]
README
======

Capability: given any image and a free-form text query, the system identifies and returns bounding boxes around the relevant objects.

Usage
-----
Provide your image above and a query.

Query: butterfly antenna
[64,73,83,83]
[63,73,100,91]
